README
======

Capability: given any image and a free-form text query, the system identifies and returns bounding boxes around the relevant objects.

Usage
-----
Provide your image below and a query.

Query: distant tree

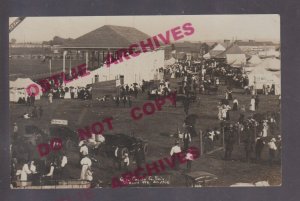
[52,36,63,45]
[171,44,175,50]
[10,38,17,44]
[42,41,50,45]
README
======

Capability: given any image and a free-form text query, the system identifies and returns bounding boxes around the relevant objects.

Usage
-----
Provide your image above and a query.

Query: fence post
[254,125,257,141]
[238,125,241,145]
[199,129,203,156]
[222,127,225,149]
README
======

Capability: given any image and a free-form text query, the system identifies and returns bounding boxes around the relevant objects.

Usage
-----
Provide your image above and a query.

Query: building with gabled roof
[61,25,164,86]
[235,40,276,55]
[171,41,201,60]
[64,25,150,49]
[216,44,247,67]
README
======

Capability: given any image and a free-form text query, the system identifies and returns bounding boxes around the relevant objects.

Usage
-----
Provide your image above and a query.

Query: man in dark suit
[183,132,191,152]
[255,95,260,110]
[224,125,235,160]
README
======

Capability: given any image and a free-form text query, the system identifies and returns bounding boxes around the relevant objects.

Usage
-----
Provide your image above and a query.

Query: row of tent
[203,44,247,67]
[203,43,280,68]
[247,57,281,95]
[10,49,165,102]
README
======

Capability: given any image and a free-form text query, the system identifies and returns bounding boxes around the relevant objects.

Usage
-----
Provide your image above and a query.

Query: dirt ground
[10,74,282,187]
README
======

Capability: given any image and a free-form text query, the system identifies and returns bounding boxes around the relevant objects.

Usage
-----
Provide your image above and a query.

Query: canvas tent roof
[255,58,280,71]
[204,43,226,59]
[63,25,150,48]
[211,43,226,51]
[10,78,43,102]
[247,67,281,94]
[216,44,245,58]
[10,78,41,89]
[248,55,262,65]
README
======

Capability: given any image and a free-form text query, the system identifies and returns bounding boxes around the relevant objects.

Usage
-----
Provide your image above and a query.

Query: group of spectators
[47,86,92,103]
[164,59,281,166]
[11,153,68,187]
[222,112,281,165]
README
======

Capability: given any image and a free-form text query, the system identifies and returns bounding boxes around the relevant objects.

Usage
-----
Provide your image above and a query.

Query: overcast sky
[9,15,280,43]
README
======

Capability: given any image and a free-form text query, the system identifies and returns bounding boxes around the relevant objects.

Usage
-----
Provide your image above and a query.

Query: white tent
[203,52,210,59]
[66,49,164,88]
[256,58,280,71]
[227,54,246,67]
[248,55,262,65]
[9,78,43,102]
[203,43,226,59]
[216,44,246,67]
[212,43,226,51]
[95,49,164,85]
[259,50,280,58]
[247,67,281,95]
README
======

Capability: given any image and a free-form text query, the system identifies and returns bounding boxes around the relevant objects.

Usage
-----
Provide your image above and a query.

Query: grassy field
[10,75,281,187]
[9,58,85,81]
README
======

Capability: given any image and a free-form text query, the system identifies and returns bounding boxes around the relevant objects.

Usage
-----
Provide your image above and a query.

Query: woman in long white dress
[48,92,53,103]
[221,105,228,120]
[262,120,269,137]
[16,163,32,187]
[217,102,223,120]
[80,156,92,180]
[249,96,255,111]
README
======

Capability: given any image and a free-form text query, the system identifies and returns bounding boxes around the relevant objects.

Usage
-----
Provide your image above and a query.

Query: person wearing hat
[113,146,122,170]
[80,155,92,180]
[12,122,18,143]
[255,95,260,110]
[16,161,32,187]
[224,124,235,160]
[122,153,130,171]
[255,134,265,162]
[43,160,58,185]
[59,152,68,179]
[232,98,238,111]
[79,141,88,166]
[170,141,181,170]
[170,140,181,156]
[249,96,255,111]
[267,138,277,166]
[185,148,195,172]
[276,135,282,160]
[183,131,192,152]
[80,141,88,156]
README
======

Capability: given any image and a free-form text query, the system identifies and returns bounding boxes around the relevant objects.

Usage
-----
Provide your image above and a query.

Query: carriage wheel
[143,143,149,155]
[120,147,129,157]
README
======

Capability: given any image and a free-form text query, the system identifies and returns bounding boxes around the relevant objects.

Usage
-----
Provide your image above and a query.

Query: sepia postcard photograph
[9,15,281,189]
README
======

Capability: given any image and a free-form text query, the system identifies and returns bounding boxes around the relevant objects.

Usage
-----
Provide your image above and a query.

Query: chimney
[224,39,230,47]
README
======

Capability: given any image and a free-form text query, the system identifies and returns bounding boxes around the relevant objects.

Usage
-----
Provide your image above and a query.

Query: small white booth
[9,78,43,102]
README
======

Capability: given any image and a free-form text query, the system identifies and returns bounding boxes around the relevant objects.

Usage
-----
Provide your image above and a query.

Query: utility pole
[49,59,52,77]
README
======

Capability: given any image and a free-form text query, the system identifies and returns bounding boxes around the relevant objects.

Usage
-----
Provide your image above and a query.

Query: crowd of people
[111,84,140,107]
[164,59,281,166]
[11,57,281,188]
